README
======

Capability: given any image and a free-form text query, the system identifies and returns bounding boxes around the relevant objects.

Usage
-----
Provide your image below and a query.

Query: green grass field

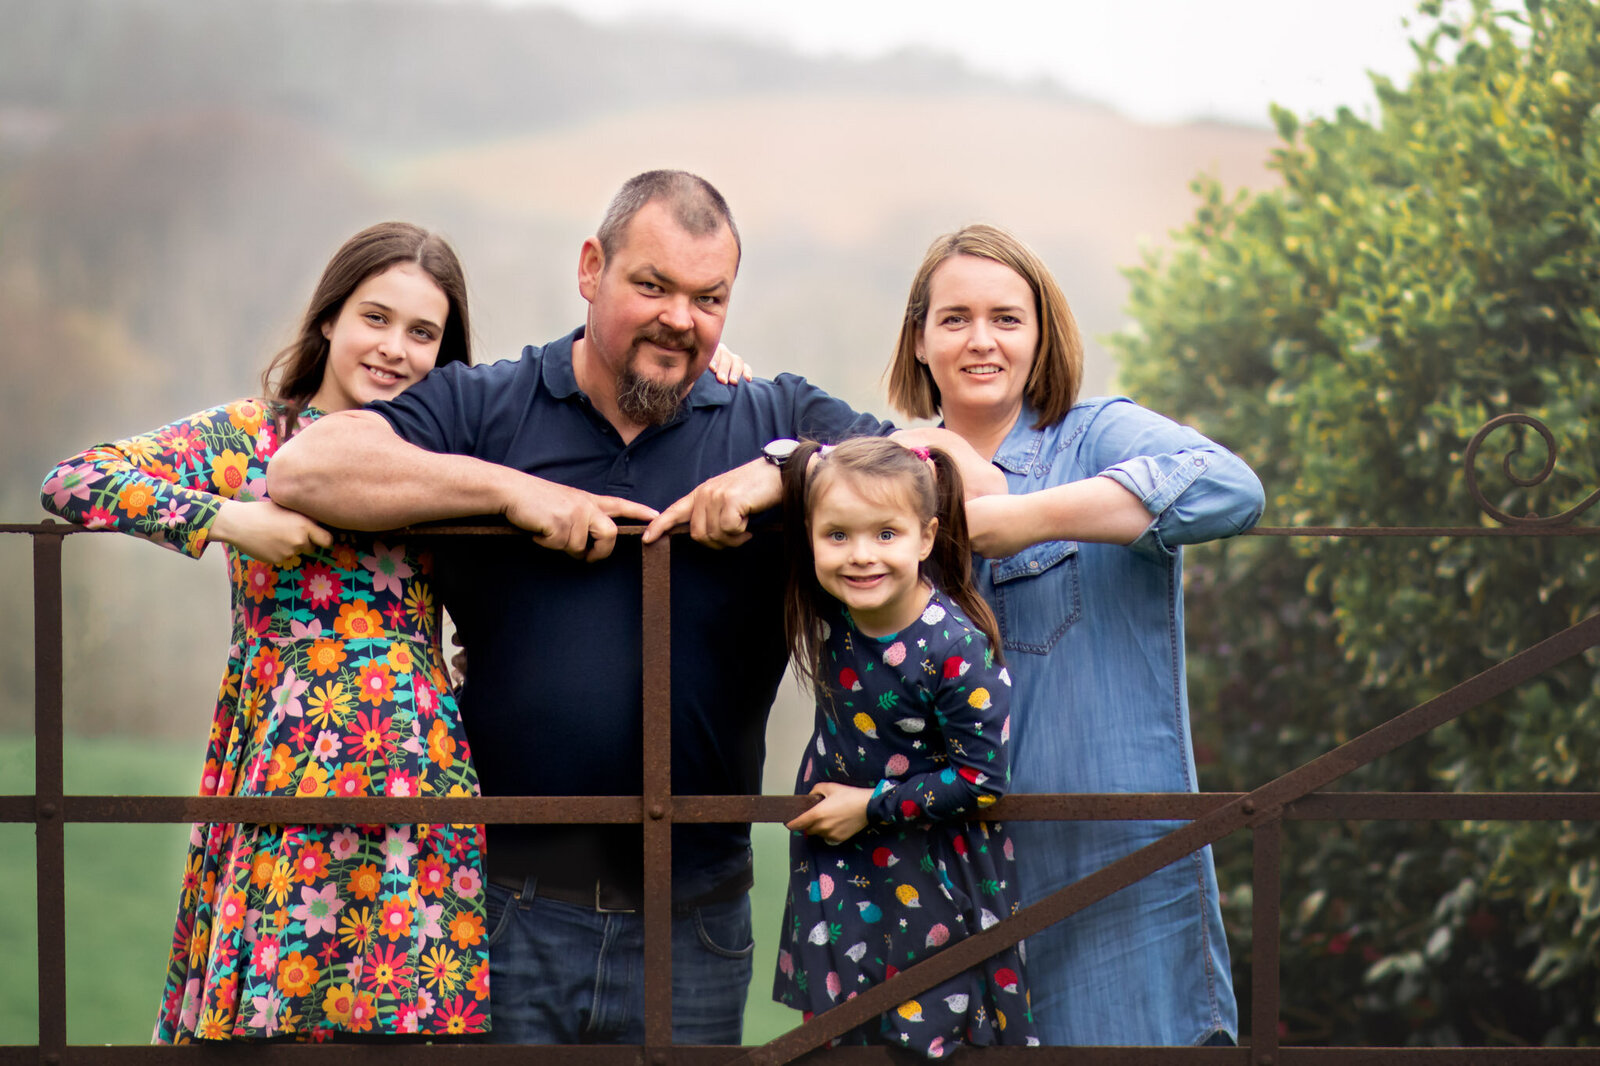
[0,735,198,1045]
[0,736,801,1046]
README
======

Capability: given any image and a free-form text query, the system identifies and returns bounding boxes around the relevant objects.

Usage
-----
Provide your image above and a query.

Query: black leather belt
[488,865,753,918]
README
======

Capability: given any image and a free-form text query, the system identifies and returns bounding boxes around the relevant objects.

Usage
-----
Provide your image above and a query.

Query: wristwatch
[762,438,801,468]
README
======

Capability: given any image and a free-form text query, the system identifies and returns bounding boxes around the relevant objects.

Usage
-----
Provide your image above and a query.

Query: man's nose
[659,295,693,333]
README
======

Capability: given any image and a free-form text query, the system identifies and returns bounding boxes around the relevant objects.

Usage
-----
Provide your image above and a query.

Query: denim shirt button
[1028,560,1040,570]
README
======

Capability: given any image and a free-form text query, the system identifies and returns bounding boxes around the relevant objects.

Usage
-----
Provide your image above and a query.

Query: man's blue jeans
[480,876,754,1044]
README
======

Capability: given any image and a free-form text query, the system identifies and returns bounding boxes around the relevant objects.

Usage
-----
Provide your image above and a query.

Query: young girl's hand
[708,343,754,384]
[786,781,872,845]
[209,499,334,566]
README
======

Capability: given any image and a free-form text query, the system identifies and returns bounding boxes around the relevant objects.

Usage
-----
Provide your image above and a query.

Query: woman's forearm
[966,476,1151,558]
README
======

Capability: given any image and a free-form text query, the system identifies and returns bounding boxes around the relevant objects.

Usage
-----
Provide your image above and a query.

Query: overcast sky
[513,0,1429,126]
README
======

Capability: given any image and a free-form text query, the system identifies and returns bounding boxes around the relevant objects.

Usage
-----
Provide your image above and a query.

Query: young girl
[38,223,493,1041]
[772,437,1037,1058]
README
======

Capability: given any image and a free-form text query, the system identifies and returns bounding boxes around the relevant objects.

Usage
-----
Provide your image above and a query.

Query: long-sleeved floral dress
[39,399,489,1041]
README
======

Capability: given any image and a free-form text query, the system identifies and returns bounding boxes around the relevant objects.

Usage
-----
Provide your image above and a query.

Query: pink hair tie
[907,445,931,462]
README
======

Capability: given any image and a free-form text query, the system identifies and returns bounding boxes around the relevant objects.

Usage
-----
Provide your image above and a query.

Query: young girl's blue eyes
[822,529,900,543]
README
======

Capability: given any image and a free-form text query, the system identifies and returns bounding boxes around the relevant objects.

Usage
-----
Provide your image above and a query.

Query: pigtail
[781,440,833,695]
[924,448,1004,660]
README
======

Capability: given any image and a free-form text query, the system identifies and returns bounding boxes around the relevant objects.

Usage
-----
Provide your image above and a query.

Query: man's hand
[209,500,333,566]
[786,781,872,845]
[641,458,781,548]
[504,473,660,561]
[449,632,468,688]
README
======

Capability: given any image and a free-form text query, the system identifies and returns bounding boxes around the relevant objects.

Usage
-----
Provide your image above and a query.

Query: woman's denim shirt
[975,396,1263,1046]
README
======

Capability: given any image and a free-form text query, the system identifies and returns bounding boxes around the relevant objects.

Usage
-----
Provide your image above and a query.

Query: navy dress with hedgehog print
[773,588,1037,1058]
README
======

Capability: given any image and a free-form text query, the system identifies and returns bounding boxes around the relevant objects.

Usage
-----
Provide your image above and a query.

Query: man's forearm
[267,410,515,529]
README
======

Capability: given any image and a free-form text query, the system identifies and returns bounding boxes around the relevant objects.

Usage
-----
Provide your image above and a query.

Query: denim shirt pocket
[990,540,1082,654]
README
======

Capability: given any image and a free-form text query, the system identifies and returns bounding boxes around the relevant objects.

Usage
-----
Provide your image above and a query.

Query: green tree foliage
[1111,0,1600,1044]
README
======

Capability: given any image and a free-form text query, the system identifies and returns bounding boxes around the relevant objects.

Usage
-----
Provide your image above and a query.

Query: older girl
[41,223,493,1041]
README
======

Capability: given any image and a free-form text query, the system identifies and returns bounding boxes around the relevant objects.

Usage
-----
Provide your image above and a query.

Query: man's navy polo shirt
[370,327,890,891]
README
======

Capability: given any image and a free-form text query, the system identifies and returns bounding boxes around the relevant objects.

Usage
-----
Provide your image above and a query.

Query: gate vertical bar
[1250,818,1281,1066]
[34,528,67,1062]
[641,537,674,1057]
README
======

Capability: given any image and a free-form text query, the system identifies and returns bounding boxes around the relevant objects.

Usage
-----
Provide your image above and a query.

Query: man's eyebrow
[638,264,729,294]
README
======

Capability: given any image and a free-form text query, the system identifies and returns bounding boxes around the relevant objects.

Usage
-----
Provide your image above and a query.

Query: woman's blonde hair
[886,223,1084,429]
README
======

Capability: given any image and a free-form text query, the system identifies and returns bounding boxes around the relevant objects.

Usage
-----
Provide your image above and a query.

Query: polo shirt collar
[540,327,584,399]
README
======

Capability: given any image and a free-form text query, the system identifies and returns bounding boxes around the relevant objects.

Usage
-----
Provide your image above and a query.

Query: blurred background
[0,0,1424,1044]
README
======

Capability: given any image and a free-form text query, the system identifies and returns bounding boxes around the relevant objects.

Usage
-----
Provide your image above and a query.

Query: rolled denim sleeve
[1084,398,1264,558]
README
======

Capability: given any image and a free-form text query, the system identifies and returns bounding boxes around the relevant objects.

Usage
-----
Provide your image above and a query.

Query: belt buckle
[593,879,637,914]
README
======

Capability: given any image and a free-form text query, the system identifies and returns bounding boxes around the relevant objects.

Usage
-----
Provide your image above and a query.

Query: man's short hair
[596,170,742,266]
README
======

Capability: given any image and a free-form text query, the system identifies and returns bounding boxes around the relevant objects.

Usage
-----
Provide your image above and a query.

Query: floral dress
[773,589,1037,1058]
[39,399,489,1041]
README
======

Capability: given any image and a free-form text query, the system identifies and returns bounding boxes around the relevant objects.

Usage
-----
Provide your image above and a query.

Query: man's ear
[577,237,605,303]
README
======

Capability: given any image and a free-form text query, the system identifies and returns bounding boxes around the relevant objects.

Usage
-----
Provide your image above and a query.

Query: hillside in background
[0,0,1016,146]
[0,0,1277,748]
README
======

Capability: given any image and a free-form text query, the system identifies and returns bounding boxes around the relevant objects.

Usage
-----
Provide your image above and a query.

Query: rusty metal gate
[3,412,1599,1065]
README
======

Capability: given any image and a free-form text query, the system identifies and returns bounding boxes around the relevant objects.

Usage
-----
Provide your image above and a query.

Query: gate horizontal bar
[5,792,1593,826]
[7,522,1599,540]
[2,1044,1597,1064]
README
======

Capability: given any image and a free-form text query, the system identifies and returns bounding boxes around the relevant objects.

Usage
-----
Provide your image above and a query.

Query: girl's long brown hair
[782,437,1001,696]
[261,221,472,434]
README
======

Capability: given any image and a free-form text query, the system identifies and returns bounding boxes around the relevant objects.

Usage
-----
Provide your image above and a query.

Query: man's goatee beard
[617,366,687,426]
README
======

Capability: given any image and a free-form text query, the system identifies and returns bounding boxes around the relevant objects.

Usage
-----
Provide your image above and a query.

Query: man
[267,170,891,1044]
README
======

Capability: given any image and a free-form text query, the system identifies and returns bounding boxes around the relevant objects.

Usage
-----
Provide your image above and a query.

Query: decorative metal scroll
[1464,413,1600,527]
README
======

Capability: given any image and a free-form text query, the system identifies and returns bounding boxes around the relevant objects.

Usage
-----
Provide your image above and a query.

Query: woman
[885,224,1264,1047]
[39,223,492,1041]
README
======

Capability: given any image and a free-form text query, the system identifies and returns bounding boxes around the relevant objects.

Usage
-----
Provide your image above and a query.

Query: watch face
[764,438,801,464]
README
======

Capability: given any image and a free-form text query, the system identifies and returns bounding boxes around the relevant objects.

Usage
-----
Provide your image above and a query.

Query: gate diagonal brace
[734,611,1600,1066]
